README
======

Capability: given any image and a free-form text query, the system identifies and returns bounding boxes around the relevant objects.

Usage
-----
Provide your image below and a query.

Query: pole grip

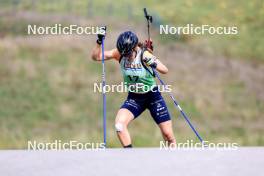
[143,8,148,18]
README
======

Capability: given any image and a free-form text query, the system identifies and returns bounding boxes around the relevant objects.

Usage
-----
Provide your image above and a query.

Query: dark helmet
[116,31,138,56]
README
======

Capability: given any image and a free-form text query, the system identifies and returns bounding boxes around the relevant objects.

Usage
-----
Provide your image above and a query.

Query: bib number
[128,75,139,82]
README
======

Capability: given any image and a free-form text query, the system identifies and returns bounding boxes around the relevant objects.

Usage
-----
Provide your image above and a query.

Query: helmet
[116,31,138,56]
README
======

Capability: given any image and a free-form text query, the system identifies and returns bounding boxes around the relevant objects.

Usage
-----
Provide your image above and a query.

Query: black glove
[96,26,106,45]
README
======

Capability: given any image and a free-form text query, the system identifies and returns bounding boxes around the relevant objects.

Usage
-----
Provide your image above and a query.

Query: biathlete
[91,28,176,148]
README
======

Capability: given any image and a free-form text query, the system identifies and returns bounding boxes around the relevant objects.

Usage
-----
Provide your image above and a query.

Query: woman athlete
[92,28,176,148]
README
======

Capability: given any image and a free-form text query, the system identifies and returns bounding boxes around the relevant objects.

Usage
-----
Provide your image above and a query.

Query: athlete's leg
[158,120,176,146]
[147,88,176,146]
[115,108,134,147]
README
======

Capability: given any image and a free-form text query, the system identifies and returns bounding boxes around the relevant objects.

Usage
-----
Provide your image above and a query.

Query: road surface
[0,148,263,176]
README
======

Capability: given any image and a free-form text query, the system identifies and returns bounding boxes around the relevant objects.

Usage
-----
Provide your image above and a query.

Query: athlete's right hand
[97,26,106,45]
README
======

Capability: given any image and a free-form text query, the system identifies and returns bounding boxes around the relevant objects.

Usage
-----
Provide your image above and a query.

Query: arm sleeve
[143,50,157,61]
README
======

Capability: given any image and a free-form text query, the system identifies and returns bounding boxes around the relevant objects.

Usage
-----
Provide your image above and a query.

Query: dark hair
[116,31,138,56]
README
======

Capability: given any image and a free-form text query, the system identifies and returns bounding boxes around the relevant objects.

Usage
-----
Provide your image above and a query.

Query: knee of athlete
[115,121,127,133]
[163,131,175,142]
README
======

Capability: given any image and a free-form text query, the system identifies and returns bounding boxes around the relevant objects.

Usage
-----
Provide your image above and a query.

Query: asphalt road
[0,148,263,176]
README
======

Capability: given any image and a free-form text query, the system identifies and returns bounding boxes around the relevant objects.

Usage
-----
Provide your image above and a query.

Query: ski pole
[101,36,107,147]
[152,68,204,143]
[143,8,152,49]
[143,8,204,143]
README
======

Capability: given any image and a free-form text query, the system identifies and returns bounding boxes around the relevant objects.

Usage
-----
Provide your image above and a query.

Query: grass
[1,0,264,61]
[0,38,263,147]
[0,1,263,148]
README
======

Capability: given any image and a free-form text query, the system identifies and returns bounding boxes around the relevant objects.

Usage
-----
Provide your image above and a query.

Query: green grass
[0,0,263,148]
[0,42,263,147]
[1,0,263,60]
[0,44,104,148]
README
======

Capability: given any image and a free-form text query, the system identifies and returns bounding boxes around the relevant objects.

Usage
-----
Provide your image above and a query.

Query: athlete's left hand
[145,39,153,52]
